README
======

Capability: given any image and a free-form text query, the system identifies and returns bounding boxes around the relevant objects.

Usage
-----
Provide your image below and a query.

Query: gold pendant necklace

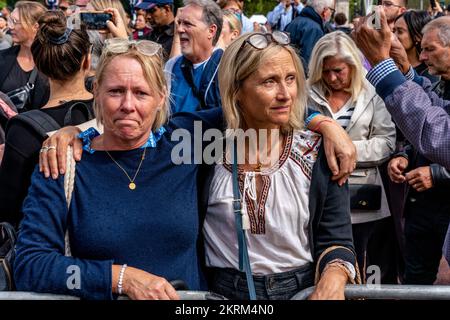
[105,147,147,190]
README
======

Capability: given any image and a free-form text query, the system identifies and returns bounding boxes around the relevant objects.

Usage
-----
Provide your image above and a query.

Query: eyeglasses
[382,1,403,8]
[224,7,242,14]
[239,31,290,52]
[327,7,336,15]
[7,16,21,27]
[104,38,162,56]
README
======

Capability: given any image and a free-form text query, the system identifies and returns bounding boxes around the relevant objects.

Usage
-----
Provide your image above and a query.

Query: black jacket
[0,45,50,111]
[285,6,325,73]
[146,22,174,61]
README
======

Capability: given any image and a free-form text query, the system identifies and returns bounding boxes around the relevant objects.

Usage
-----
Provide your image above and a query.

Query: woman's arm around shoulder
[309,150,358,299]
[13,167,114,300]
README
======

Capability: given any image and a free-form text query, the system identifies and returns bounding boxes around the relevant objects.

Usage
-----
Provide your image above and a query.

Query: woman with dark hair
[0,10,94,226]
[394,10,438,82]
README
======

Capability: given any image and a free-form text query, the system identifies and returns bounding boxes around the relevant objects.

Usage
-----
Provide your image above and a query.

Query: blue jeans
[207,264,314,300]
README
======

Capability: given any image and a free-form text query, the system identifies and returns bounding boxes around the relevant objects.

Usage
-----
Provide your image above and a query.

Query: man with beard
[138,0,175,59]
[381,0,407,30]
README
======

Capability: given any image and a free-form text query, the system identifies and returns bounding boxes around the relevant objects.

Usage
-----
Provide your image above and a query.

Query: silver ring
[40,146,49,153]
[47,145,57,151]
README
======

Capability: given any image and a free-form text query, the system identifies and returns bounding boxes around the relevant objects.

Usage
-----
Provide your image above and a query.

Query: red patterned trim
[222,130,293,175]
[256,175,271,234]
[289,132,321,180]
[303,136,321,157]
[222,131,293,235]
[237,174,271,235]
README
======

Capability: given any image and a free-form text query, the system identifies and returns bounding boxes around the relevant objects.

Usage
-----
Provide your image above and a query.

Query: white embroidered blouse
[203,129,322,275]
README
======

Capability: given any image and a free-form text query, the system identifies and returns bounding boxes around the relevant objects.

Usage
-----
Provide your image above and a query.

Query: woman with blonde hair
[308,31,396,282]
[0,1,49,111]
[217,9,242,49]
[13,38,221,300]
[202,31,359,300]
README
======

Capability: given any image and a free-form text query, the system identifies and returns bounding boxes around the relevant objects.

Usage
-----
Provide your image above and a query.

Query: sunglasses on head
[104,38,162,56]
[240,31,290,50]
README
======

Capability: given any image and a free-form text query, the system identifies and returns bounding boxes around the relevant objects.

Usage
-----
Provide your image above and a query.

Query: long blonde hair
[308,31,365,102]
[219,32,306,134]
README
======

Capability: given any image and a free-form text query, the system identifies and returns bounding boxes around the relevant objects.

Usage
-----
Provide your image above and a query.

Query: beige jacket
[309,80,396,224]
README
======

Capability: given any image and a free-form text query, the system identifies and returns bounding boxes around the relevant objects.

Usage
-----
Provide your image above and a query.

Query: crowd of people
[0,0,449,300]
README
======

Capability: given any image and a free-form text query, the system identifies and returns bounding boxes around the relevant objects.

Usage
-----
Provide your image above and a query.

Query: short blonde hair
[14,1,47,34]
[219,32,306,134]
[308,31,365,102]
[93,46,169,132]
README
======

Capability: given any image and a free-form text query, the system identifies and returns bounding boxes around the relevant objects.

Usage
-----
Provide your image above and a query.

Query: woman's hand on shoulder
[309,115,356,185]
[116,266,179,300]
[39,126,83,179]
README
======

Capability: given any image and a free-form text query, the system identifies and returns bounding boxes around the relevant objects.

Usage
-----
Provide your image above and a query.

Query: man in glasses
[136,0,175,59]
[165,0,223,113]
[380,0,407,30]
[216,0,253,33]
[285,0,335,73]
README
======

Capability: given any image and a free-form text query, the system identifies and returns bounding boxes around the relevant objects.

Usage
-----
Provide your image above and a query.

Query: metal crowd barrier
[0,290,227,300]
[1,285,450,300]
[291,284,450,300]
[0,292,79,300]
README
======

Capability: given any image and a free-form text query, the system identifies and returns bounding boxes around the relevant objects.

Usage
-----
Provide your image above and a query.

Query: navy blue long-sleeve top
[13,110,224,300]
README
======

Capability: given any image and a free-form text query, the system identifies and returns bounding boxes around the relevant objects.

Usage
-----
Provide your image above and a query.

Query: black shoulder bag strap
[63,101,94,126]
[6,109,61,140]
[180,58,207,110]
[232,138,257,300]
[21,68,39,111]
[27,68,39,89]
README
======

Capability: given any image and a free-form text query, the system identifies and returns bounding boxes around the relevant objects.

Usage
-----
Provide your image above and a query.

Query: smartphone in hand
[80,11,112,30]
[430,0,437,9]
[367,8,381,30]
